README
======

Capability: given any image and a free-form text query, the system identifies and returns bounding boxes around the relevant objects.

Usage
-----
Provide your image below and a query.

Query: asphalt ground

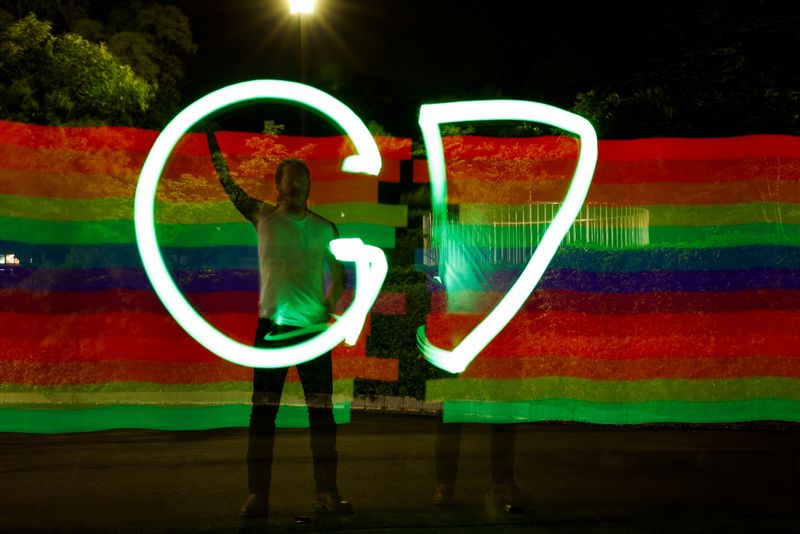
[1,412,799,533]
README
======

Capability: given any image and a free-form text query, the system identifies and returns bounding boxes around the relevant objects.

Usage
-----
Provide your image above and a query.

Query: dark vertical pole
[299,14,309,136]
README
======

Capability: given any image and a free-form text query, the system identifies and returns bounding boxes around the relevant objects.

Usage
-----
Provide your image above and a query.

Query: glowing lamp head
[289,0,316,14]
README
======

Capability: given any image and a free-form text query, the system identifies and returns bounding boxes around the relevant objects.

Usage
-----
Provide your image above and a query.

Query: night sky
[172,0,797,137]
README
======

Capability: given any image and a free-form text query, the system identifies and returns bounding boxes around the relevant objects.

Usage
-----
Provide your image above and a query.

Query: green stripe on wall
[426,377,800,403]
[644,203,800,226]
[0,194,407,227]
[1,216,133,244]
[5,205,796,250]
[0,195,132,221]
[0,403,352,433]
[2,398,797,431]
[7,194,796,229]
[0,216,396,248]
[0,380,354,406]
[649,223,800,247]
[419,218,799,250]
[442,399,800,424]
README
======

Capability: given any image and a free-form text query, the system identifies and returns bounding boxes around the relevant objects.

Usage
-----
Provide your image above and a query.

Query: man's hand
[325,250,346,316]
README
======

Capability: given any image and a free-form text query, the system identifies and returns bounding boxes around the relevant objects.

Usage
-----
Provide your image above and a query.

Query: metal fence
[422,203,650,267]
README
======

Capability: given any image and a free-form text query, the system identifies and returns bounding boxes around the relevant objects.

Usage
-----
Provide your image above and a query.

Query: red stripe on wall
[2,309,797,347]
[0,121,159,153]
[429,289,800,314]
[0,146,400,193]
[424,135,800,163]
[1,289,406,316]
[215,131,411,160]
[3,310,796,363]
[0,122,412,160]
[0,312,398,381]
[423,310,800,359]
[459,354,800,380]
[412,157,800,184]
[588,135,800,161]
[0,359,250,385]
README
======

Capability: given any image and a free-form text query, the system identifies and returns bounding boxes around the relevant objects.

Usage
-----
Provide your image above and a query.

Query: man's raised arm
[205,131,264,225]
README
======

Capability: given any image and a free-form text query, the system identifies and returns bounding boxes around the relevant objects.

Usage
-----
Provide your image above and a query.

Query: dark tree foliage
[0,0,196,128]
[0,13,153,126]
[100,1,197,127]
[571,1,800,138]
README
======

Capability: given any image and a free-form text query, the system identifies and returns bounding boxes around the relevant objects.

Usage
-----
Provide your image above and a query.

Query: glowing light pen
[134,80,385,368]
[417,100,598,374]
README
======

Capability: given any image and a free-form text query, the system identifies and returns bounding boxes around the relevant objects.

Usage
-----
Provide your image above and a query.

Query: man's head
[275,158,310,213]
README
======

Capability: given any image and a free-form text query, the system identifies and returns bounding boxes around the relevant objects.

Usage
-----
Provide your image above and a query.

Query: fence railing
[422,203,650,267]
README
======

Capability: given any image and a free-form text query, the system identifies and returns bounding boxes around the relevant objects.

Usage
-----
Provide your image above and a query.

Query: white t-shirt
[256,207,337,326]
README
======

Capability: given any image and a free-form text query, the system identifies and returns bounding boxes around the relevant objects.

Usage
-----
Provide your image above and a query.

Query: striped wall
[3,120,798,430]
[0,120,408,432]
[416,135,800,424]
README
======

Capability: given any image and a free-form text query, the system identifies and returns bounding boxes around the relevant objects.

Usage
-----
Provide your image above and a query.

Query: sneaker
[432,483,454,506]
[314,491,354,514]
[240,493,269,518]
[487,482,530,505]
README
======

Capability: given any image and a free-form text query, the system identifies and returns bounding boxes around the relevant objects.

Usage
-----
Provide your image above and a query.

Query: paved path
[1,412,799,532]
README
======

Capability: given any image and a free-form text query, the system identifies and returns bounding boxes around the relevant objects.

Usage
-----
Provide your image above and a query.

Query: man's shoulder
[257,204,279,220]
[307,210,338,233]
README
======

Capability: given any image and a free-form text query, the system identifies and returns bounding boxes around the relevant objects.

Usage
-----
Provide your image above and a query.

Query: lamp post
[289,0,315,135]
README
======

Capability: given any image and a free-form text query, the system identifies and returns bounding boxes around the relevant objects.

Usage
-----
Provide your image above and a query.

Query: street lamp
[288,0,315,15]
[289,0,316,134]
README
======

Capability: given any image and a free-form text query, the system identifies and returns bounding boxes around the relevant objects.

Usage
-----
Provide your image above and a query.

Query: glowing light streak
[134,80,385,368]
[416,100,598,373]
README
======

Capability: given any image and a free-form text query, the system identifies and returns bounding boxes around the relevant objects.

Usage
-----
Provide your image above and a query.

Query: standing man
[429,221,525,507]
[205,131,352,518]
